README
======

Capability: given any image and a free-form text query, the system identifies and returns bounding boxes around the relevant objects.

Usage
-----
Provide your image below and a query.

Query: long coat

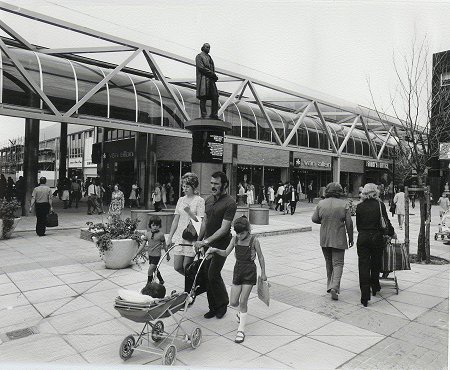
[312,197,354,250]
[195,51,219,99]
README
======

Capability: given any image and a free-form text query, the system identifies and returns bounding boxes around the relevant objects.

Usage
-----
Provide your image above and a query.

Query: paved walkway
[0,201,448,369]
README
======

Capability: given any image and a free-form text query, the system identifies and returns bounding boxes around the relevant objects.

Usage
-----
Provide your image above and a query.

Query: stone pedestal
[184,118,232,198]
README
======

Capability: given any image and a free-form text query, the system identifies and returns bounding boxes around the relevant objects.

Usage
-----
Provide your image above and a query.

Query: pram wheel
[162,344,177,365]
[119,335,135,360]
[151,320,164,342]
[434,234,438,240]
[190,327,202,349]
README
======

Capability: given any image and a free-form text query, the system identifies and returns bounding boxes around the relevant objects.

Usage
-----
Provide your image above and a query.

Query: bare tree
[369,38,449,262]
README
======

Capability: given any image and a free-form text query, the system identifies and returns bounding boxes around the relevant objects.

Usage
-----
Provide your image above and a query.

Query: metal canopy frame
[0,1,400,162]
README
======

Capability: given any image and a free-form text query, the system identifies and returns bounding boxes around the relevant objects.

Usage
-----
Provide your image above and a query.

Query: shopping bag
[46,211,58,227]
[381,239,411,272]
[257,276,270,306]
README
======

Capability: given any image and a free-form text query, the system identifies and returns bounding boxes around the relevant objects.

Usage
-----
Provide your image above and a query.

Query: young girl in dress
[206,216,267,344]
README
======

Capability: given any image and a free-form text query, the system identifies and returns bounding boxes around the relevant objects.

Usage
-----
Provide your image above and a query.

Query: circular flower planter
[101,238,139,269]
[0,218,21,239]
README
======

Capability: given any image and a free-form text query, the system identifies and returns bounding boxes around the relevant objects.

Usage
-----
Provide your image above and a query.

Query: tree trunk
[415,176,428,262]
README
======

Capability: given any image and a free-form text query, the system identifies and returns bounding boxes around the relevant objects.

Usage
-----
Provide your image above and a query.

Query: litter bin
[249,207,269,225]
[233,206,249,222]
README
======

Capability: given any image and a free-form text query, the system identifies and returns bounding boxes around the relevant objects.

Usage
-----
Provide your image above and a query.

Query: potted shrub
[87,216,145,269]
[0,199,21,239]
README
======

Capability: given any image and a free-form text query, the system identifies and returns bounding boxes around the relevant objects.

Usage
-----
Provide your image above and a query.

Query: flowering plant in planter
[0,199,21,238]
[87,216,145,257]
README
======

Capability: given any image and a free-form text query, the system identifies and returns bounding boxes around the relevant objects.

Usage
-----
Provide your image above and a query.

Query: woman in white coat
[393,186,405,230]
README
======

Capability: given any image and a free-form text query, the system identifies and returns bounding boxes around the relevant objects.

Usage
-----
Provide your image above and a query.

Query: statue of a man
[196,43,219,119]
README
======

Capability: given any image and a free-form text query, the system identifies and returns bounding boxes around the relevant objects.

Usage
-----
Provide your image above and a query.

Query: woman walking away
[356,183,396,307]
[206,216,266,344]
[167,173,205,275]
[109,184,125,218]
[393,186,405,230]
[312,183,353,301]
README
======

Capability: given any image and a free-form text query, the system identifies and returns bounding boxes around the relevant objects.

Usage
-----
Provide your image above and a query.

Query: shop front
[102,138,135,197]
[364,160,392,186]
[291,153,332,198]
[340,157,365,197]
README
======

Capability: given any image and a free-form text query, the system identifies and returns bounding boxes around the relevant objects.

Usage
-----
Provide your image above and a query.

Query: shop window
[347,138,355,154]
[363,142,370,156]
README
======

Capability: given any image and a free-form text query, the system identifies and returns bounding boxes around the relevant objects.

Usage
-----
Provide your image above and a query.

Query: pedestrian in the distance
[311,183,354,301]
[194,171,237,319]
[393,186,405,230]
[109,184,125,218]
[29,177,53,237]
[437,193,450,219]
[206,216,266,344]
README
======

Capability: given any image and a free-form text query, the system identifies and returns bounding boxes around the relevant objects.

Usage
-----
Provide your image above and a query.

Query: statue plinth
[185,118,231,198]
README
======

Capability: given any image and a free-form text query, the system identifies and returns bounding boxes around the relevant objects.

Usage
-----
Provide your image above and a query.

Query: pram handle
[152,242,199,280]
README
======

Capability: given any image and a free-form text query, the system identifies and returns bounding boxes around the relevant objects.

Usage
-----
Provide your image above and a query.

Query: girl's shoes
[235,331,245,343]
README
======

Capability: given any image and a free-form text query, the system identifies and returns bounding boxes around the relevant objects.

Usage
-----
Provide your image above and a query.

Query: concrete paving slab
[415,309,448,331]
[0,292,29,310]
[268,336,355,369]
[340,337,448,370]
[265,307,333,335]
[387,290,446,308]
[0,282,20,295]
[176,335,261,368]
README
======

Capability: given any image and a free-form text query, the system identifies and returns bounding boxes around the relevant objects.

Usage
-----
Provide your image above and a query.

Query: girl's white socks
[237,312,247,332]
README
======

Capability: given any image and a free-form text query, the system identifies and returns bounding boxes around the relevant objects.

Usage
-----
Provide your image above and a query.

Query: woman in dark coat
[312,183,354,301]
[356,183,396,307]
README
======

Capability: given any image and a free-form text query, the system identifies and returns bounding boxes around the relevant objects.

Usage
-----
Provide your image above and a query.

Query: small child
[206,216,267,344]
[136,215,170,286]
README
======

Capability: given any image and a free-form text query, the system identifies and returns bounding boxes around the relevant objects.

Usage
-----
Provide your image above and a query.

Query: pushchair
[114,245,206,365]
[434,210,450,242]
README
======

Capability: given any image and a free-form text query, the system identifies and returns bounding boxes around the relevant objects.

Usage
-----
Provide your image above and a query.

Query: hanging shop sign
[365,161,389,169]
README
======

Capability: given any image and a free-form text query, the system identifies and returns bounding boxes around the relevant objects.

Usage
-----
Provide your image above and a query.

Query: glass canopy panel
[155,81,184,129]
[2,49,40,108]
[266,108,284,143]
[38,53,76,113]
[223,103,241,138]
[347,138,355,154]
[74,62,107,117]
[183,88,200,120]
[108,72,137,122]
[236,102,257,140]
[133,77,162,126]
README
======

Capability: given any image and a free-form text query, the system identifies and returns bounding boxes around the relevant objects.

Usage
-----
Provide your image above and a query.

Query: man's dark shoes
[203,310,216,319]
[361,299,368,307]
[215,305,227,319]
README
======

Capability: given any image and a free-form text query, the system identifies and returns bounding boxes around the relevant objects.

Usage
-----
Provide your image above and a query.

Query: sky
[0,0,450,143]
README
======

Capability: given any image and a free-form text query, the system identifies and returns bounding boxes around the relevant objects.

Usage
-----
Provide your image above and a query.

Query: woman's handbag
[182,220,198,242]
[46,211,58,227]
[378,201,388,234]
[257,276,270,306]
[381,239,411,272]
[389,202,396,214]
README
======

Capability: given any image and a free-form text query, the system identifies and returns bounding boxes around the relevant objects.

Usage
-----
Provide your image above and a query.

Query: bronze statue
[196,43,219,119]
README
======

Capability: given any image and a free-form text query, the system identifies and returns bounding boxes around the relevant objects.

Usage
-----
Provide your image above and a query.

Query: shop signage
[365,161,389,169]
[293,157,331,169]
